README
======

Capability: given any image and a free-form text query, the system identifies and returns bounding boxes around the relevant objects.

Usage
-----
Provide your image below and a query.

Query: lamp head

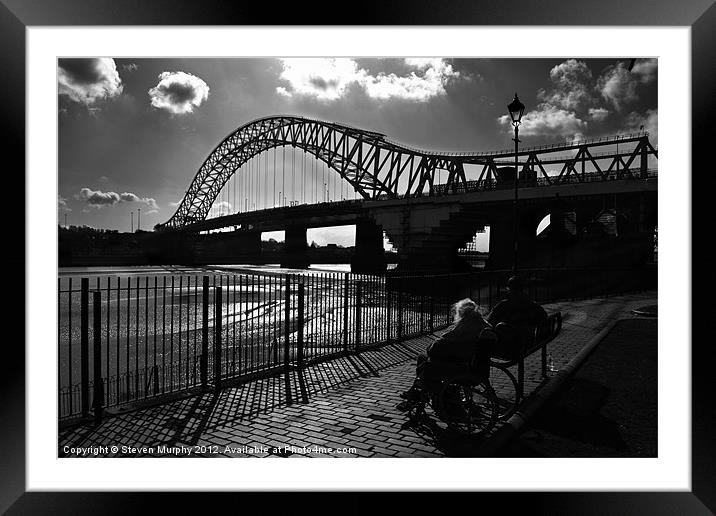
[507,93,526,124]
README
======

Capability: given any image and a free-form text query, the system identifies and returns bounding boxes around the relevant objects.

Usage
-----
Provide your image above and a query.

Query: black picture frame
[2,0,710,513]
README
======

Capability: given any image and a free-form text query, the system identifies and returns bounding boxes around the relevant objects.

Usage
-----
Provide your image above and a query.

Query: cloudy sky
[58,57,657,245]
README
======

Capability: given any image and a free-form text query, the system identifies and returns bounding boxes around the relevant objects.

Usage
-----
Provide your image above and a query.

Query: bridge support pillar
[486,208,540,270]
[282,225,310,269]
[351,219,386,274]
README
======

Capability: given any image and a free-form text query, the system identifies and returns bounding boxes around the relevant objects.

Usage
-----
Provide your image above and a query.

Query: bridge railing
[58,264,656,423]
[381,131,649,158]
[424,168,658,197]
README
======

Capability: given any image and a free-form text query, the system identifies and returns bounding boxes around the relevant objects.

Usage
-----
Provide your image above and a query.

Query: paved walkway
[59,291,656,458]
[501,317,658,457]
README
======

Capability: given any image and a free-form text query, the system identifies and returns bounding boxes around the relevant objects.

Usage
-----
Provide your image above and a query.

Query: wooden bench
[487,311,563,419]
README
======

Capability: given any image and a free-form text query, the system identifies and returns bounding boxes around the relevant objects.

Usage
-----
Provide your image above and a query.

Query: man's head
[506,275,524,292]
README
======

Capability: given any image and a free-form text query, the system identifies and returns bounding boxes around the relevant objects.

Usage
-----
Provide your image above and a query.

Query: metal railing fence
[58,265,655,421]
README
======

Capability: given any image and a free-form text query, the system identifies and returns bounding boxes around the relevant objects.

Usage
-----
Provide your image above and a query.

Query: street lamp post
[507,93,526,273]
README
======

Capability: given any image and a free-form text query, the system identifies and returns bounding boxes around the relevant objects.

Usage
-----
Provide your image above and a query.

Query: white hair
[452,298,478,322]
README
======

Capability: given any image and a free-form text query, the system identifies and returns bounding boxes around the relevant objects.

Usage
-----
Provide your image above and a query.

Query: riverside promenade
[59,291,657,458]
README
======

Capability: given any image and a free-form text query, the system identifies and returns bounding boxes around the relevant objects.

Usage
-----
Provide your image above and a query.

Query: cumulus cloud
[631,58,658,84]
[77,188,120,206]
[119,192,159,210]
[588,107,610,122]
[498,104,587,138]
[76,188,159,210]
[537,59,595,112]
[58,58,123,106]
[623,108,658,143]
[58,195,71,212]
[276,58,460,102]
[122,63,138,72]
[597,59,656,111]
[497,58,656,142]
[148,71,210,114]
[499,59,593,140]
[597,63,637,110]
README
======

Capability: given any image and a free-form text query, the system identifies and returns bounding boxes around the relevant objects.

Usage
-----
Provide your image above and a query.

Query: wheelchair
[404,331,500,437]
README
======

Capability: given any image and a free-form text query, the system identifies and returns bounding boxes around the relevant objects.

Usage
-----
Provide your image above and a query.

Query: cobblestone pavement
[59,291,656,458]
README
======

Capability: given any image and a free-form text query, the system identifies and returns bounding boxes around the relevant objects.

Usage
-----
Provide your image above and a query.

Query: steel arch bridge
[159,115,657,230]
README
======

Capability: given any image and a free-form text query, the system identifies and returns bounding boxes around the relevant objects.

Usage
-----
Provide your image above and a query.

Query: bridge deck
[183,172,657,233]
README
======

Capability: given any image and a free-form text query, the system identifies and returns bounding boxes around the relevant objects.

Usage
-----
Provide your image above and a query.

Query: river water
[57,263,417,413]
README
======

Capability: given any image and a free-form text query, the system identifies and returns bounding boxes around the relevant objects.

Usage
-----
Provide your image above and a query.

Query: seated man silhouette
[486,275,548,359]
[398,298,491,411]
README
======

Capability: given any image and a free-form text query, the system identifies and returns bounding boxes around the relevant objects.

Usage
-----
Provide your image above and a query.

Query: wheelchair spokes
[431,377,498,437]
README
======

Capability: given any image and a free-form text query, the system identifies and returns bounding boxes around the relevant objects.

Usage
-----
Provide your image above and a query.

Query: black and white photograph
[0,0,706,506]
[56,56,659,459]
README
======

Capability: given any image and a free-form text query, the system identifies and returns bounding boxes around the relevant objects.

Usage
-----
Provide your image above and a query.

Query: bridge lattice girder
[160,115,657,230]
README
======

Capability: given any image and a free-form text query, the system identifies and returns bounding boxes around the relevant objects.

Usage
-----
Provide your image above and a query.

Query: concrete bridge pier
[281,225,310,269]
[485,208,542,270]
[351,219,387,274]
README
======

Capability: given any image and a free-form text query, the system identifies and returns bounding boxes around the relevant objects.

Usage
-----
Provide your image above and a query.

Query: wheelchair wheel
[489,362,520,420]
[435,376,498,437]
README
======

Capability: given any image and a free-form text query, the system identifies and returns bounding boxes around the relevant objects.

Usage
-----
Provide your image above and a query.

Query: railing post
[297,283,305,369]
[397,278,403,342]
[342,273,349,353]
[296,282,309,404]
[92,290,104,426]
[385,278,392,344]
[355,283,362,353]
[152,365,159,396]
[200,276,209,388]
[80,278,90,418]
[283,275,293,405]
[213,286,222,393]
[429,276,435,332]
[420,274,425,334]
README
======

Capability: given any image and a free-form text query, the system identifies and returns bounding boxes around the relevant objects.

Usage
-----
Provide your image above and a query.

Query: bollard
[80,278,90,418]
[200,276,209,388]
[214,286,222,392]
[92,290,103,426]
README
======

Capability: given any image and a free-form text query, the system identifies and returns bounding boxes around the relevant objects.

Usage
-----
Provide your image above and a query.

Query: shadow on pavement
[59,340,425,455]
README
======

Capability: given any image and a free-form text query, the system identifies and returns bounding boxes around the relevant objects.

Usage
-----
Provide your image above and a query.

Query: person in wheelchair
[398,298,491,411]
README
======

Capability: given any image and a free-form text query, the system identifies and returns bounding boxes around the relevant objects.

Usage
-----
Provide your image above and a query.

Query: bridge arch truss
[160,115,657,230]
